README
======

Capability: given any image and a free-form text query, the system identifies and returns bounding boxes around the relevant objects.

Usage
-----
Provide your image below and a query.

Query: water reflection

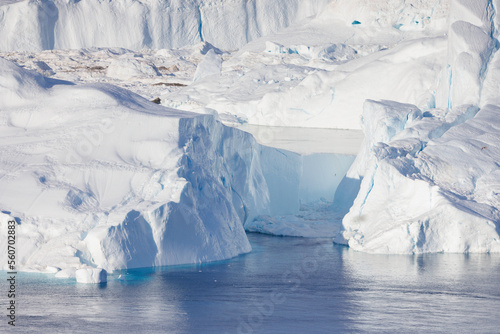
[11,235,500,333]
[340,250,500,333]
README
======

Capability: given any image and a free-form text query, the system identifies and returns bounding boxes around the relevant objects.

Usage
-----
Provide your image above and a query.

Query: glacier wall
[0,0,330,51]
[319,0,449,30]
[0,57,308,273]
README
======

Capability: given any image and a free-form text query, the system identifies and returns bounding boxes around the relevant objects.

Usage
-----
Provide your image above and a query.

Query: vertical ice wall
[0,0,331,51]
[436,0,498,109]
[335,99,500,254]
[335,0,500,254]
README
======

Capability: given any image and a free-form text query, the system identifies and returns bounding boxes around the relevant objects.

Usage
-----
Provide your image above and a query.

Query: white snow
[329,0,500,254]
[160,0,450,129]
[75,268,107,284]
[106,56,160,81]
[0,58,265,273]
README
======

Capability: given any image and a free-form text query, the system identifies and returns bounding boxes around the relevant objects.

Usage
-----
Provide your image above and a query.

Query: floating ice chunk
[336,99,500,254]
[246,201,344,238]
[75,268,107,284]
[43,266,61,273]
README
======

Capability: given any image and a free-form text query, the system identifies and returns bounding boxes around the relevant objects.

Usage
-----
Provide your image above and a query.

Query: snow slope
[0,0,330,51]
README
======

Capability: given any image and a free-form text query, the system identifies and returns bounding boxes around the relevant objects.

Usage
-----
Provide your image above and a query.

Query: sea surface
[7,234,500,333]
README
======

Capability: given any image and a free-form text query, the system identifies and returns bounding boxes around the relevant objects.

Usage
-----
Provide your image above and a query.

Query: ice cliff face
[1,0,500,273]
[335,0,500,253]
[335,100,500,253]
[0,57,306,273]
[0,0,330,51]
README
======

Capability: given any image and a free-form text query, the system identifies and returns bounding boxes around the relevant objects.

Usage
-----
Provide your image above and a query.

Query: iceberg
[0,58,308,273]
[334,0,500,253]
[75,268,107,284]
[1,0,500,276]
[336,99,500,253]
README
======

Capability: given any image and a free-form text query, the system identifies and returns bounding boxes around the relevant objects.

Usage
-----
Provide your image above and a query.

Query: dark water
[6,234,500,333]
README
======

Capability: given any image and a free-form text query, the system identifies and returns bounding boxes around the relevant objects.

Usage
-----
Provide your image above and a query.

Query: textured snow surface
[335,99,500,253]
[160,0,450,129]
[0,55,355,274]
[0,57,312,273]
[0,0,452,129]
